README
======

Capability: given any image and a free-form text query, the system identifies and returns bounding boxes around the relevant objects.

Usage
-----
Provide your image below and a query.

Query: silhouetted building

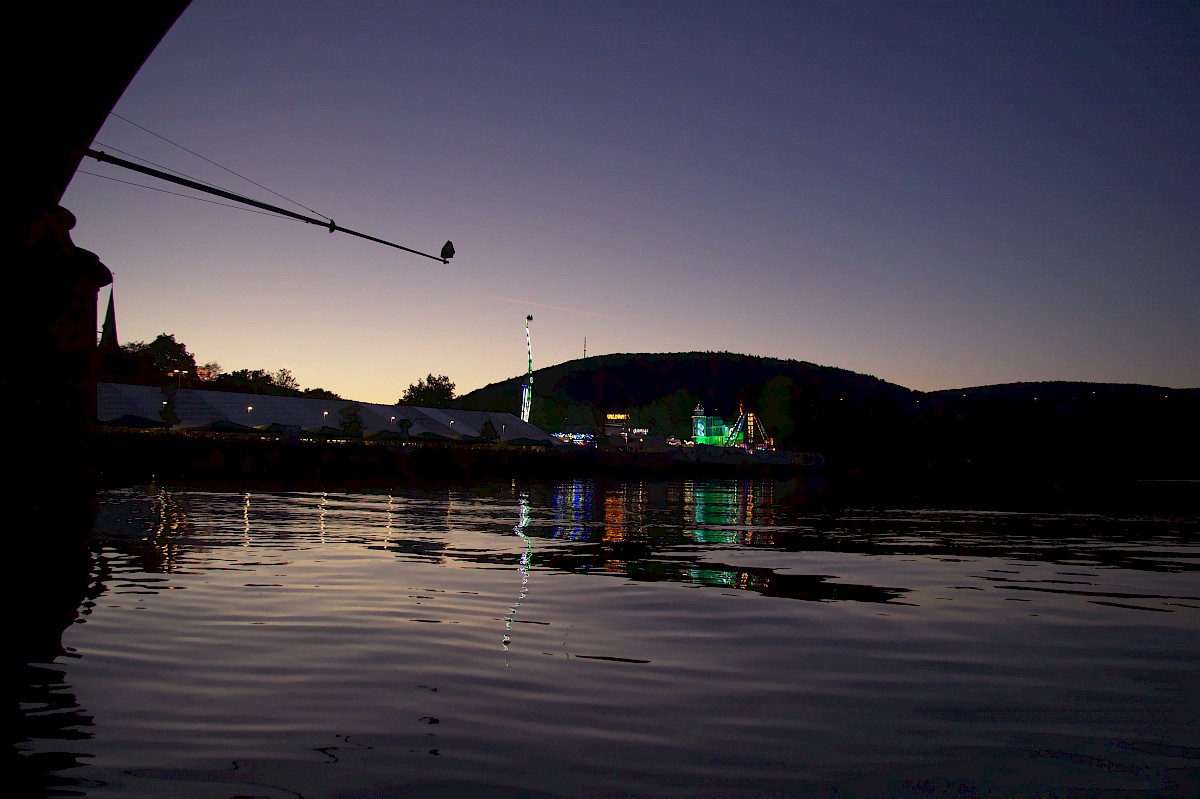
[99,287,118,352]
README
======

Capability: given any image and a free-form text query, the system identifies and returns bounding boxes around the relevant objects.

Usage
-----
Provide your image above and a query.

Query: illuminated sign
[606,413,630,421]
[552,432,595,444]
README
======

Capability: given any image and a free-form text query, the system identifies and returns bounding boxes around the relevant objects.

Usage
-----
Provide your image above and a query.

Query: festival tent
[367,429,409,442]
[255,422,302,437]
[420,408,555,446]
[367,405,460,441]
[96,383,551,446]
[174,419,259,434]
[96,382,168,424]
[302,425,355,441]
[100,413,169,429]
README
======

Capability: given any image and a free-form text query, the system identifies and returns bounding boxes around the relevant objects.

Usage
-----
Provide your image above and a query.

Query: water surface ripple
[17,479,1200,797]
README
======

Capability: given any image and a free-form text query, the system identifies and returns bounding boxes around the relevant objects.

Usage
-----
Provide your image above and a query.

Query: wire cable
[94,140,238,195]
[75,169,307,220]
[83,148,452,264]
[108,111,332,221]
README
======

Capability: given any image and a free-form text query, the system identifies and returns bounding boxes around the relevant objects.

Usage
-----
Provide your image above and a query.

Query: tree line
[100,332,456,406]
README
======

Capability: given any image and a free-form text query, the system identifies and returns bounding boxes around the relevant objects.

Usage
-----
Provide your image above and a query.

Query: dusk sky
[62,1,1198,404]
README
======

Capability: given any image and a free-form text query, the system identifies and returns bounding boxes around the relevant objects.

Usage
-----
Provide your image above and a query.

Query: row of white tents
[97,382,555,446]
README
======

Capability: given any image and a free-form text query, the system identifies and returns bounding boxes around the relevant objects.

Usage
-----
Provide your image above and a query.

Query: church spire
[99,287,118,351]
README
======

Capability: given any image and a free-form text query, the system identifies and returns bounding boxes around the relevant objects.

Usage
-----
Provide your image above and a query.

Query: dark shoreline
[94,431,825,489]
[92,431,1197,515]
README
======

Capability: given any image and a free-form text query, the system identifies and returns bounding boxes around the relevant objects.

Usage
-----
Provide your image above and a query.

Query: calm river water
[16,479,1200,798]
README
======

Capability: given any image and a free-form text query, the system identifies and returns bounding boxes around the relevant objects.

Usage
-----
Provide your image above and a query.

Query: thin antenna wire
[94,140,246,195]
[83,148,452,264]
[75,170,306,220]
[108,111,332,221]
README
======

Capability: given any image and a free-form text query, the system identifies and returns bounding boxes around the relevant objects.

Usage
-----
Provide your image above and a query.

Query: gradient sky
[62,1,1199,404]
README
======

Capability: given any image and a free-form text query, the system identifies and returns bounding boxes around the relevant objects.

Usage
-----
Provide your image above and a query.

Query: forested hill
[455,352,1199,498]
[454,351,917,442]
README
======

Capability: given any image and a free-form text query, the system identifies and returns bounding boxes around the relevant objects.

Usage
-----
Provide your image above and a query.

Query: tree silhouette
[196,361,224,382]
[107,333,198,386]
[101,332,346,399]
[338,403,363,439]
[400,374,456,408]
[273,368,300,392]
[144,333,197,379]
[159,386,179,426]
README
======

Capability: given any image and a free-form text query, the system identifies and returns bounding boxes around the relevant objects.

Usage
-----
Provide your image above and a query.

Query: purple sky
[62,1,1199,403]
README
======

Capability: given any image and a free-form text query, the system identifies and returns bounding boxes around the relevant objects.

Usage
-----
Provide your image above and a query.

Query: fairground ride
[724,405,775,451]
[520,315,533,423]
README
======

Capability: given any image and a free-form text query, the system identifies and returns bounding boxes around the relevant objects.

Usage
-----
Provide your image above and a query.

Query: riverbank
[92,431,1197,514]
[94,431,825,490]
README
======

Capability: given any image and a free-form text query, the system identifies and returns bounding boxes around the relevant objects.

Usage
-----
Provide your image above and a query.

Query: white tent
[96,383,554,446]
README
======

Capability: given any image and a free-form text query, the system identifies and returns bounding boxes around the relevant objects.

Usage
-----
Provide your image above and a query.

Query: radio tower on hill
[520,315,533,423]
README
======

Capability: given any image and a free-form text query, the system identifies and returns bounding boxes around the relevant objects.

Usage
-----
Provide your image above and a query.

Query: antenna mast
[520,315,533,423]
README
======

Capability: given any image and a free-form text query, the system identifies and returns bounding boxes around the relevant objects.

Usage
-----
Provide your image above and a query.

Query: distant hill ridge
[457,351,915,413]
[456,350,1191,419]
[455,352,1198,491]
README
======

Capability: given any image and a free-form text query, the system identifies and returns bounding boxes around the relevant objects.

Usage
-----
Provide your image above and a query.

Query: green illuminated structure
[691,404,744,447]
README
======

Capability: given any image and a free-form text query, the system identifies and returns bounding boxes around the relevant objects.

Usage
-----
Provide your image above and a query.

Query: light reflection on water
[502,490,532,659]
[16,479,1200,798]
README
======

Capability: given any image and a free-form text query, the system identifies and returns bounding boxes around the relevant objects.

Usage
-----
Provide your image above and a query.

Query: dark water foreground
[12,478,1198,797]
